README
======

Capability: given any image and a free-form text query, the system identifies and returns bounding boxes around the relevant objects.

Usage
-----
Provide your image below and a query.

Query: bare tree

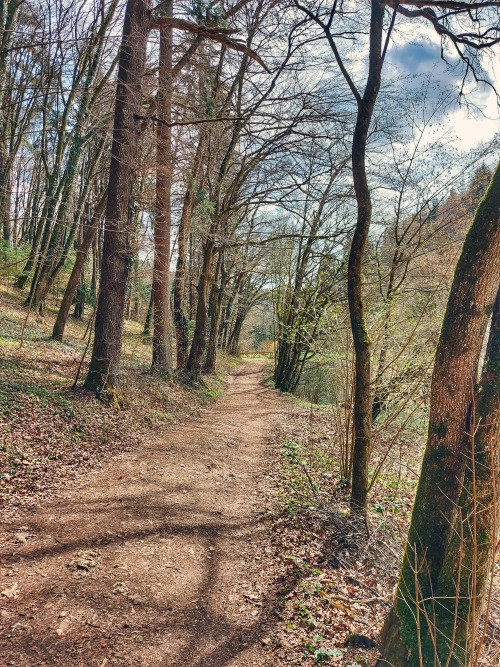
[295,0,500,516]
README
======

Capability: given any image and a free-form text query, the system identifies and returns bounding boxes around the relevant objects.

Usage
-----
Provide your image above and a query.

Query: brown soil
[0,361,288,667]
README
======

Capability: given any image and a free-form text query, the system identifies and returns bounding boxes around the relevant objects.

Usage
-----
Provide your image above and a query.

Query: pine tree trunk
[151,5,173,376]
[84,0,150,395]
[378,161,500,667]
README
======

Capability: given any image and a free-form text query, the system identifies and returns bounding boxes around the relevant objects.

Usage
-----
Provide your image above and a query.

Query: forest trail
[1,360,288,667]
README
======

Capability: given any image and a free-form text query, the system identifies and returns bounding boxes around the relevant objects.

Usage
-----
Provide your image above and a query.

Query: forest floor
[1,360,290,667]
[0,288,499,666]
[0,284,236,501]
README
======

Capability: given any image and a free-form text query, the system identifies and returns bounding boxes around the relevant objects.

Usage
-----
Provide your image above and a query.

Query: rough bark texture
[84,0,150,394]
[378,161,500,667]
[433,288,500,666]
[151,5,173,375]
[348,0,385,515]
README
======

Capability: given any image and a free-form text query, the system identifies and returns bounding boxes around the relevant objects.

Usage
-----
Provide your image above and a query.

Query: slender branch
[294,1,362,104]
[388,1,500,50]
[134,114,243,127]
[399,0,499,9]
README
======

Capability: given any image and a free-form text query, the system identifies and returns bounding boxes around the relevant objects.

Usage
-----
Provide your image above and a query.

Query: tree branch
[150,16,269,71]
[294,1,362,104]
[134,114,243,127]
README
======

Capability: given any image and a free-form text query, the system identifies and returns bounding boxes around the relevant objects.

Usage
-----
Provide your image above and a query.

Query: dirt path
[1,361,288,667]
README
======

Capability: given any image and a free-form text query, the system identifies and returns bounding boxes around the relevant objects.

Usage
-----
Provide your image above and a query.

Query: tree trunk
[32,137,107,306]
[143,287,153,339]
[432,288,500,666]
[220,272,242,349]
[0,0,21,244]
[173,134,205,369]
[203,250,224,374]
[73,275,85,320]
[228,309,245,355]
[151,3,173,376]
[91,232,98,299]
[0,149,11,243]
[52,190,107,341]
[348,0,386,516]
[186,237,215,382]
[15,200,47,289]
[28,139,84,308]
[84,0,150,395]
[378,161,500,667]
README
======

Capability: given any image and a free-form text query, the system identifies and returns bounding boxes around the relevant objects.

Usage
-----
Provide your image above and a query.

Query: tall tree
[151,1,174,375]
[295,0,500,516]
[296,0,394,515]
[84,0,268,393]
[173,130,207,367]
[51,188,107,342]
[378,161,500,667]
[84,0,150,396]
[0,0,31,243]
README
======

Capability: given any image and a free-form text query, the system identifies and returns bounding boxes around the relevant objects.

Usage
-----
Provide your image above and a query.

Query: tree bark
[151,3,173,375]
[84,0,150,395]
[186,236,216,381]
[203,250,225,374]
[0,146,11,242]
[432,287,500,666]
[228,309,246,355]
[0,0,21,243]
[378,161,500,667]
[143,287,153,339]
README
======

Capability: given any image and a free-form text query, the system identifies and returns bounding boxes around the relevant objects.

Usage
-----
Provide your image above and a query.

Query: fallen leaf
[1,582,19,599]
[55,617,71,635]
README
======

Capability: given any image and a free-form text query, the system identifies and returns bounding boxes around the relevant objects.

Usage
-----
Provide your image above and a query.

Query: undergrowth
[269,407,499,666]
